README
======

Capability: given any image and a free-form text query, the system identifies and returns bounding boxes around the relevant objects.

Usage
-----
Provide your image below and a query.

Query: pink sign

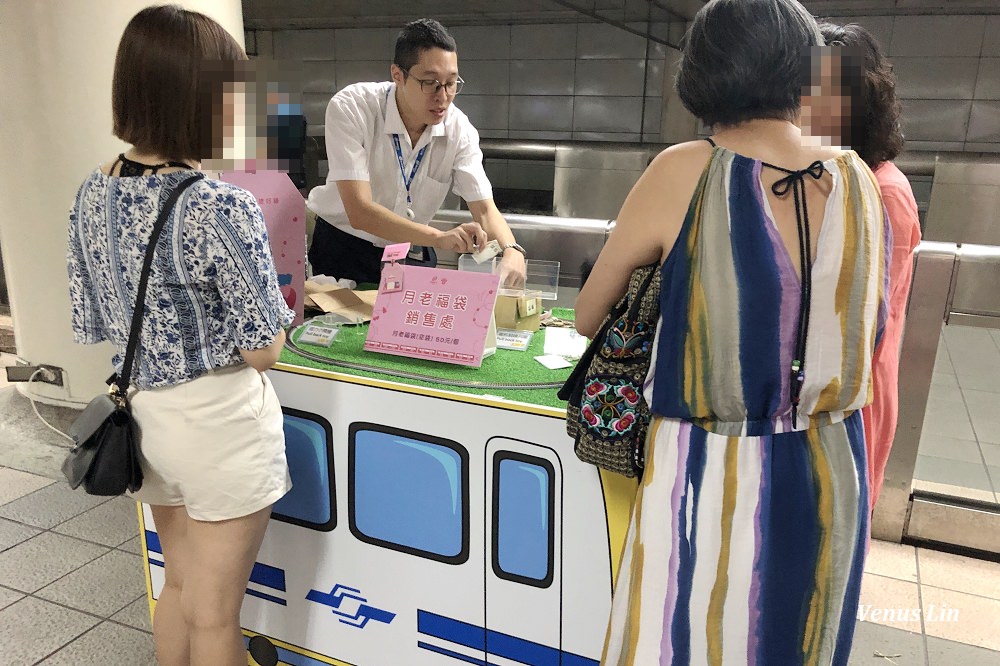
[365,265,500,367]
[220,170,306,325]
[381,243,411,263]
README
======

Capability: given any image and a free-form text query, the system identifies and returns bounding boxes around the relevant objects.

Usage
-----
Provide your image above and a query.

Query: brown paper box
[304,282,375,323]
[494,294,542,332]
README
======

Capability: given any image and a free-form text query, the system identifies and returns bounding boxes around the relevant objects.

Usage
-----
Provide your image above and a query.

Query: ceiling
[242,0,1000,33]
[242,0,696,30]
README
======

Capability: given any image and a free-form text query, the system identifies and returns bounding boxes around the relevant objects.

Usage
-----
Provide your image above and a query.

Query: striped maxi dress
[602,146,890,666]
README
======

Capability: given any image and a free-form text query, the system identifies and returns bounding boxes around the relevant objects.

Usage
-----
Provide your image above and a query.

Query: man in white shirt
[307,18,527,286]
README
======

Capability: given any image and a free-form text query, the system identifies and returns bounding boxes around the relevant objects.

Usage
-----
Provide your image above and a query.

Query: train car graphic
[138,363,637,666]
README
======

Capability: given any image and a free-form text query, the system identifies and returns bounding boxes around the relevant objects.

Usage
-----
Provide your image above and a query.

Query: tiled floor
[3,328,1000,664]
[917,326,1000,503]
[0,468,154,665]
[0,452,998,664]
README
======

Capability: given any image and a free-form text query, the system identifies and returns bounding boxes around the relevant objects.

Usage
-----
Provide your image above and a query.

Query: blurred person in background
[66,6,292,665]
[809,21,922,511]
[574,1,891,663]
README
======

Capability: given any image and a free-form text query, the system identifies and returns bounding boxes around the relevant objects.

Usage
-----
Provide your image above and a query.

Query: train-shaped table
[137,320,638,666]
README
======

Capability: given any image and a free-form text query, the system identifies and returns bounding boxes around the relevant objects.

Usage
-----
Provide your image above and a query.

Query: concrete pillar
[0,0,244,406]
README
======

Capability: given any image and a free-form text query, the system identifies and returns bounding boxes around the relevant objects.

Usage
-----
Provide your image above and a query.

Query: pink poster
[220,170,306,325]
[365,265,500,368]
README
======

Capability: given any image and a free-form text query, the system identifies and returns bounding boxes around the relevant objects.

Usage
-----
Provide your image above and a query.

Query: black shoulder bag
[63,174,203,496]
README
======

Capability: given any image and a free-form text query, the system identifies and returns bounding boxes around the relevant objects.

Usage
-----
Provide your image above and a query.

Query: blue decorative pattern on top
[67,170,293,389]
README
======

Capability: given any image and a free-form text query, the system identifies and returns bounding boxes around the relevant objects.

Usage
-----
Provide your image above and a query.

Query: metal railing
[873,241,1000,554]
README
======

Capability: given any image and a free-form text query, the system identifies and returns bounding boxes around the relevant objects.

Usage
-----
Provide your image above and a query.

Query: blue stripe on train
[146,530,285,592]
[418,641,493,666]
[417,610,599,666]
[249,562,287,592]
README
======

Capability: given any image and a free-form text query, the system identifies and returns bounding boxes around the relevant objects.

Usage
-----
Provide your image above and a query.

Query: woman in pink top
[817,22,923,510]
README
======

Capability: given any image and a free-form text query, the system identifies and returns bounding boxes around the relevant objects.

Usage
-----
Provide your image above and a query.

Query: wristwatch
[502,242,526,258]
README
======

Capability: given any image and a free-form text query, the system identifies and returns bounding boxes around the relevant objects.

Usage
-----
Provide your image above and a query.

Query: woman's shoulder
[642,140,716,189]
[182,178,265,239]
[190,175,257,202]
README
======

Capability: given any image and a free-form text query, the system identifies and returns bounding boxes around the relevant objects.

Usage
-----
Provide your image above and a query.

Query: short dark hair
[677,0,822,128]
[112,4,247,161]
[818,22,904,168]
[393,18,457,71]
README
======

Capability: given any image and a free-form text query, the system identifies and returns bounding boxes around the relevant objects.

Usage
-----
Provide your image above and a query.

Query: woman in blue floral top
[66,7,293,666]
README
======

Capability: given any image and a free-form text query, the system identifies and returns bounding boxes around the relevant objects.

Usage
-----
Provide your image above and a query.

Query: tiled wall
[249,22,669,145]
[251,14,1000,155]
[247,14,1000,196]
[822,14,1000,153]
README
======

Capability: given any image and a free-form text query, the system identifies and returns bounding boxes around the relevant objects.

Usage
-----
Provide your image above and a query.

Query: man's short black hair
[394,18,457,71]
[677,0,822,128]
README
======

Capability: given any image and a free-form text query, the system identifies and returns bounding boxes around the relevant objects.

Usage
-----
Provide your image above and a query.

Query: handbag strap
[556,263,660,404]
[115,174,204,396]
[625,264,660,321]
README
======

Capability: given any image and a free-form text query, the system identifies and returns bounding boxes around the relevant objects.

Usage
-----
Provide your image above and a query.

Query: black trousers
[308,218,437,286]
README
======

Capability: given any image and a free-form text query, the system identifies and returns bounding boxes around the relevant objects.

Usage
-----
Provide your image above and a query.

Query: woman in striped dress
[574,1,890,664]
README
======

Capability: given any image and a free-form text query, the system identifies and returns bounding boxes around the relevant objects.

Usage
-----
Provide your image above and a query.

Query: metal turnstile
[872,242,1000,554]
[873,156,1000,555]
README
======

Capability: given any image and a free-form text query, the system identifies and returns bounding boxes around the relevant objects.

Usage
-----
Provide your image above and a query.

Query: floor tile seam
[0,528,47,557]
[21,541,115,596]
[44,494,119,530]
[50,523,141,551]
[1,519,130,555]
[861,569,919,583]
[0,487,115,528]
[0,482,60,508]
[25,586,138,623]
[957,385,1000,496]
[29,620,109,666]
[914,549,931,665]
[6,506,137,549]
[917,581,1000,604]
[990,330,1000,357]
[104,613,153,635]
[114,543,143,556]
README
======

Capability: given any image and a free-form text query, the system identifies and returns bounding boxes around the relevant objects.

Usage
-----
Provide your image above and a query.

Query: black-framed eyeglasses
[404,69,464,96]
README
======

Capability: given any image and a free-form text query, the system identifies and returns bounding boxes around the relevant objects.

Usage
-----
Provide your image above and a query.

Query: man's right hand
[434,222,487,254]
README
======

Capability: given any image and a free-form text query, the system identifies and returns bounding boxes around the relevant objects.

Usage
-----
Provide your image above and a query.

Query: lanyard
[385,85,428,218]
[392,134,427,212]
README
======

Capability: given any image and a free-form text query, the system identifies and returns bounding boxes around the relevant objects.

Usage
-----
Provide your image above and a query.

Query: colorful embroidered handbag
[558,264,661,478]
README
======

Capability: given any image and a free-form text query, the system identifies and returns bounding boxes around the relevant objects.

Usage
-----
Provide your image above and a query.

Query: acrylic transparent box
[457,254,560,301]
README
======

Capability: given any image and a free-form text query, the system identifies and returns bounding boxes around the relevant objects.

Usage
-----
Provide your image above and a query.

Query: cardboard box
[494,294,542,332]
[304,282,377,324]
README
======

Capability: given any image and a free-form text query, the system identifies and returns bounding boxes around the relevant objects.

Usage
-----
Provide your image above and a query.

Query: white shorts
[128,364,292,522]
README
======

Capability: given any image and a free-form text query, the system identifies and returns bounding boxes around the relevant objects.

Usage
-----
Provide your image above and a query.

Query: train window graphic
[348,422,470,565]
[272,408,336,532]
[492,453,555,588]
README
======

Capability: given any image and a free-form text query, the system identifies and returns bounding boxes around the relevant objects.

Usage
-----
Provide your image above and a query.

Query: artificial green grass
[279,308,577,409]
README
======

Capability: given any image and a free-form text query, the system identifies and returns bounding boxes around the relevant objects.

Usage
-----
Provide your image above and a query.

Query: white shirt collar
[384,83,448,145]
